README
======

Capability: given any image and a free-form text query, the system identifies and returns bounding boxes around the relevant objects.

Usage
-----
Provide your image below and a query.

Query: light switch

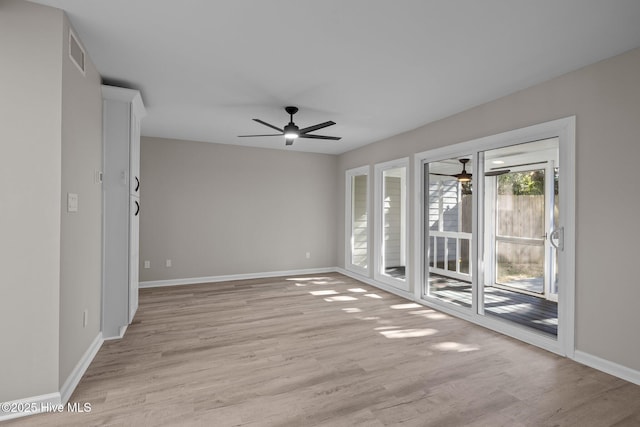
[67,193,79,212]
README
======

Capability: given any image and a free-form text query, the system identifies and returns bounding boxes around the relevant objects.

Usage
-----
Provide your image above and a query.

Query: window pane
[351,174,368,268]
[382,166,406,280]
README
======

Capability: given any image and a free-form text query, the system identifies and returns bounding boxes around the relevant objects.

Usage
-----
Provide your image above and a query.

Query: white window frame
[345,165,370,276]
[374,157,410,291]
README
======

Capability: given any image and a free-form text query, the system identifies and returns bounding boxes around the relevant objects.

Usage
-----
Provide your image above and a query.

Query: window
[345,166,369,274]
[374,158,409,291]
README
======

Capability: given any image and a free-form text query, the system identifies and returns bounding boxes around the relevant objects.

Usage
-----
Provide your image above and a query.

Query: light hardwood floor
[7,273,640,426]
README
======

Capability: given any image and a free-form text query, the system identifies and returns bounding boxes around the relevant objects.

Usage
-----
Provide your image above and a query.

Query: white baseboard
[139,267,336,288]
[574,350,640,386]
[1,333,104,422]
[0,392,61,422]
[60,332,104,403]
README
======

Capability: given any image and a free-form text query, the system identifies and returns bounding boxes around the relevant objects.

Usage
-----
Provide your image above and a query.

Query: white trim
[345,165,370,276]
[139,267,336,288]
[574,351,640,386]
[60,333,103,404]
[103,323,128,341]
[101,85,146,118]
[0,393,61,422]
[0,333,104,421]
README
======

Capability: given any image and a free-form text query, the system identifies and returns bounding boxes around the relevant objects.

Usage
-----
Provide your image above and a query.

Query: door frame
[412,116,575,357]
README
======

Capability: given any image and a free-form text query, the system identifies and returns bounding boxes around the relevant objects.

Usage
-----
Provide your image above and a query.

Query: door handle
[134,176,140,192]
[549,227,564,251]
[134,200,140,216]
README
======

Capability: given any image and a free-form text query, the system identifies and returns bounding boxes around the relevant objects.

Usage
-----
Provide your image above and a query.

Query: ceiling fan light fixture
[283,123,299,139]
[457,175,471,183]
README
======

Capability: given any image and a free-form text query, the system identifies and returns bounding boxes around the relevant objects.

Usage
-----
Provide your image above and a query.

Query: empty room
[2,0,640,425]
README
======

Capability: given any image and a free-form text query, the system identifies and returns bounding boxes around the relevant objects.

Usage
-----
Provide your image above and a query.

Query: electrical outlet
[67,193,79,212]
[166,259,172,267]
[83,309,88,328]
[144,260,150,269]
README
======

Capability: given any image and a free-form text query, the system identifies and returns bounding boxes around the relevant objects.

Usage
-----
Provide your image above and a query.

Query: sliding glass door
[418,117,574,355]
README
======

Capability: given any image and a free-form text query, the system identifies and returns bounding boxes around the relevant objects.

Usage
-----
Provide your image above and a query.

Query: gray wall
[337,47,640,372]
[139,137,338,281]
[0,0,63,401]
[0,1,103,403]
[59,14,103,385]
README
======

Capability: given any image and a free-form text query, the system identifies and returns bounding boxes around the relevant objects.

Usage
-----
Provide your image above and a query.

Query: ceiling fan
[430,159,510,182]
[238,106,341,146]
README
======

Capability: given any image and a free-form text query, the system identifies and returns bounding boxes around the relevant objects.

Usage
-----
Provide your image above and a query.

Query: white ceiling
[31,0,640,155]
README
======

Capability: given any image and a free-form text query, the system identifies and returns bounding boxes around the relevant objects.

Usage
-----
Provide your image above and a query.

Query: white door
[129,196,140,322]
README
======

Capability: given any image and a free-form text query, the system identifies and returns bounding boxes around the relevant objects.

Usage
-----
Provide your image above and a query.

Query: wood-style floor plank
[6,273,640,426]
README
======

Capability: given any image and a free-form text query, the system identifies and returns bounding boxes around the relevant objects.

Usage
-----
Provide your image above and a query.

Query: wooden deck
[429,274,558,336]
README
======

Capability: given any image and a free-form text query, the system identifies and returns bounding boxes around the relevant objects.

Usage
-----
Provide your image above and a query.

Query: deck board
[429,274,558,336]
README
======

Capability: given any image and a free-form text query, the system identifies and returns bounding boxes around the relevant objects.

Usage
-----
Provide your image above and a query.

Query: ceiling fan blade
[299,121,336,134]
[485,169,511,176]
[429,173,456,177]
[253,119,283,132]
[299,134,341,140]
[238,133,283,137]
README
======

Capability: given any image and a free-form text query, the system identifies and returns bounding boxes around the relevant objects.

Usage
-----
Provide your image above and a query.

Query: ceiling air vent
[69,29,85,75]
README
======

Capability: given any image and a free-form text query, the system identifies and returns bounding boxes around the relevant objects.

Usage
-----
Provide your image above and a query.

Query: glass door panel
[481,138,559,337]
[424,156,473,309]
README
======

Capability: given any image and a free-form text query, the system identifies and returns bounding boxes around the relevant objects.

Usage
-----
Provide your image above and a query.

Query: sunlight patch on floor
[432,341,479,352]
[342,307,362,313]
[348,288,367,293]
[324,295,358,302]
[379,328,438,339]
[364,294,383,299]
[390,303,422,310]
[309,290,339,296]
